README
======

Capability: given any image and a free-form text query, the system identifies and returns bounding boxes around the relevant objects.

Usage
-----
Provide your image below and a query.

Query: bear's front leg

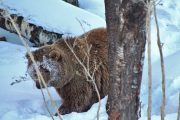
[54,79,95,115]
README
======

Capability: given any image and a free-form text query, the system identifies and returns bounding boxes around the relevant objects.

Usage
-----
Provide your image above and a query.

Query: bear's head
[26,44,74,89]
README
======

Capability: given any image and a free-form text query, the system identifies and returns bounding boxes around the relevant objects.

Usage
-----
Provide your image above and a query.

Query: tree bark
[105,0,147,120]
[63,0,79,7]
[0,8,63,46]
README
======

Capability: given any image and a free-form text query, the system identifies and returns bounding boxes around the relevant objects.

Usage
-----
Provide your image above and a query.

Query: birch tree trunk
[0,8,63,46]
[105,0,147,120]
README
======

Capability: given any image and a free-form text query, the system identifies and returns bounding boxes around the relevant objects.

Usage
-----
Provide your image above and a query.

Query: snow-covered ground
[78,0,105,19]
[0,0,180,120]
[139,113,178,120]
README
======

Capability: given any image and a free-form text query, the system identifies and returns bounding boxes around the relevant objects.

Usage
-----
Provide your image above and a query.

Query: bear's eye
[39,65,49,73]
[34,72,38,78]
[44,69,49,73]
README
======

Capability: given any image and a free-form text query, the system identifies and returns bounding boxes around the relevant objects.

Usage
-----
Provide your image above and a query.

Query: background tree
[105,0,147,120]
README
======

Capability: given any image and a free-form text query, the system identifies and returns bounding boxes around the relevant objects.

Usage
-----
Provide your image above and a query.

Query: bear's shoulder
[53,27,107,50]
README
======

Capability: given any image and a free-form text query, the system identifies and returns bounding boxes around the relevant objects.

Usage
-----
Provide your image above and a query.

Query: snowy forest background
[0,0,180,120]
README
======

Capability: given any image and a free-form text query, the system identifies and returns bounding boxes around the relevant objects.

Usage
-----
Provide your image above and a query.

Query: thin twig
[63,39,101,120]
[76,18,86,33]
[40,88,55,120]
[153,2,166,120]
[146,1,153,120]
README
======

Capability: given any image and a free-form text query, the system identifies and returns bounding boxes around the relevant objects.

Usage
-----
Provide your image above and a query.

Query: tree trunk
[0,8,63,46]
[63,0,79,7]
[105,0,147,120]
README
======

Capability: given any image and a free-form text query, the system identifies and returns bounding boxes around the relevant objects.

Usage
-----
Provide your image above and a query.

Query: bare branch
[177,93,180,120]
[40,88,55,120]
[153,2,166,120]
[63,39,101,120]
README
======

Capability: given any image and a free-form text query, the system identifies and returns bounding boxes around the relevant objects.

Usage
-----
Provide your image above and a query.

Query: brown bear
[26,28,109,115]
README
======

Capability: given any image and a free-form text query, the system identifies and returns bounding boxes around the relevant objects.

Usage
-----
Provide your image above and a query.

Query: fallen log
[0,8,63,46]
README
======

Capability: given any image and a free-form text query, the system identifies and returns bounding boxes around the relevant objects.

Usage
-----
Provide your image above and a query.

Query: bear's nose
[36,82,41,89]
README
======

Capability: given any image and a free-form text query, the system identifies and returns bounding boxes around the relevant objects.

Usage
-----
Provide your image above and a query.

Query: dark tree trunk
[105,0,147,120]
[0,8,63,46]
[63,0,79,7]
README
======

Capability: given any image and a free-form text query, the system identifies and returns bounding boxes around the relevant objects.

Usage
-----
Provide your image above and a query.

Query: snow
[0,28,33,46]
[139,113,178,120]
[150,0,180,62]
[0,0,106,37]
[78,0,105,19]
[140,0,180,116]
[141,50,180,116]
[0,0,180,120]
[27,55,61,84]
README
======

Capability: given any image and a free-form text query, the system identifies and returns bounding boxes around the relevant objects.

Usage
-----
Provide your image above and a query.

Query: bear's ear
[49,50,61,61]
[25,53,32,60]
[25,52,35,60]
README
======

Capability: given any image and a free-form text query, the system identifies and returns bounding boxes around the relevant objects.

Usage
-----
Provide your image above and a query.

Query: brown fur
[26,28,109,115]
